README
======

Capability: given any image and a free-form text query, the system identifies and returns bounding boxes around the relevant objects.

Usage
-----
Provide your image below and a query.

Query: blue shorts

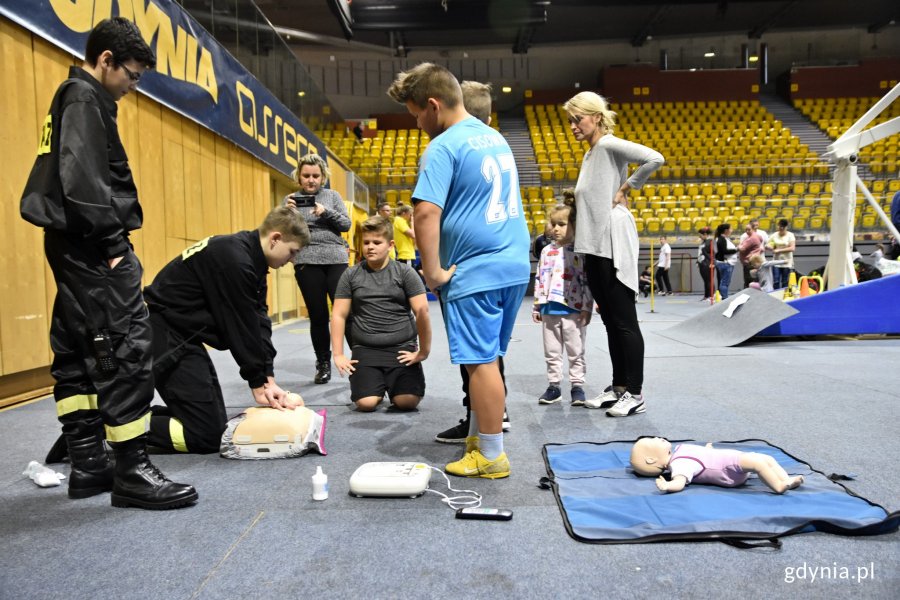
[443,284,527,364]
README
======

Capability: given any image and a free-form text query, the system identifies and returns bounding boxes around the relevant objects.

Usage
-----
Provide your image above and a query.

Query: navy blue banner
[0,0,324,176]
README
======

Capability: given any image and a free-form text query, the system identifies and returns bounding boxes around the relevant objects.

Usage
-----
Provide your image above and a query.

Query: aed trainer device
[349,462,431,498]
[456,508,513,521]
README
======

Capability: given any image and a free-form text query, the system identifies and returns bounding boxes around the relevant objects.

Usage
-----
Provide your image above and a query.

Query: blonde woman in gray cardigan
[564,92,664,418]
[283,153,352,384]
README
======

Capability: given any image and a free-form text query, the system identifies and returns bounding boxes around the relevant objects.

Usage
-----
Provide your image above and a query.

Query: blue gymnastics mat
[541,439,899,547]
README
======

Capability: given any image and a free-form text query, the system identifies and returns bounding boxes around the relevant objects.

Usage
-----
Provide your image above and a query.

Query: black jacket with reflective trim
[144,230,276,389]
[20,67,141,259]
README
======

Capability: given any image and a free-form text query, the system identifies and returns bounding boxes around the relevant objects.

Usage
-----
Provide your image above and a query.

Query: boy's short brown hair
[461,81,492,123]
[387,62,462,109]
[395,203,413,216]
[260,206,310,247]
[361,215,394,242]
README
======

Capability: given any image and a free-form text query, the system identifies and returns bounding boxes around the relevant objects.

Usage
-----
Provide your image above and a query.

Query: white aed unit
[349,462,431,498]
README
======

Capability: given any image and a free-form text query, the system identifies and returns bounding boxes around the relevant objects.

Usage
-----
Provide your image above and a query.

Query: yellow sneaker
[465,436,479,454]
[445,449,510,479]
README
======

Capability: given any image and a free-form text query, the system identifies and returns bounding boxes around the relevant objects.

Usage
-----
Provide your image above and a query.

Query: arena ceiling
[251,0,898,55]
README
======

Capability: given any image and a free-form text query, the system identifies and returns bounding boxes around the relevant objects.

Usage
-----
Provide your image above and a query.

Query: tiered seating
[526,100,826,182]
[526,104,586,182]
[626,179,896,235]
[316,113,500,190]
[794,96,900,174]
[316,127,429,188]
[513,178,898,236]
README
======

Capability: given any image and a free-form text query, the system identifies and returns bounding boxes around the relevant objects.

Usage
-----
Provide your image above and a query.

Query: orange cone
[799,277,810,298]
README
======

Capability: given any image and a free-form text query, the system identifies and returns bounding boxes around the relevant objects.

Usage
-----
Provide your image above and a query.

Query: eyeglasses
[120,63,142,83]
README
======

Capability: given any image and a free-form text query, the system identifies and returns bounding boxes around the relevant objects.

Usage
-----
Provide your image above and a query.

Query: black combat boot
[314,359,331,384]
[110,435,198,510]
[66,428,114,499]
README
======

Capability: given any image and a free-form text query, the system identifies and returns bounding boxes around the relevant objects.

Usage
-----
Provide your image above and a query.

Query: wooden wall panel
[0,21,45,373]
[214,136,234,234]
[134,97,167,279]
[198,129,220,239]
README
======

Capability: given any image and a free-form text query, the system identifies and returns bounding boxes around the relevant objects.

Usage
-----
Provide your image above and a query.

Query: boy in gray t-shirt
[331,216,432,411]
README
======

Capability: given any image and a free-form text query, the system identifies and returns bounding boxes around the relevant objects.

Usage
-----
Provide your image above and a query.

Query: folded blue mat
[542,439,899,546]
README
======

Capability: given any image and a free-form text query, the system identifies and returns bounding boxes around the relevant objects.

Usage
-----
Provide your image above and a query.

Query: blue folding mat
[541,439,899,547]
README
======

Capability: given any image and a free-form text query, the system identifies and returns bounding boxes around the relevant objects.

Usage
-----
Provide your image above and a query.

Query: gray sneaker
[606,392,646,417]
[584,385,620,409]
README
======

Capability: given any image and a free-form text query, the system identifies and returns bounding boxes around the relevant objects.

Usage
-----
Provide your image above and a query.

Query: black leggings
[584,255,644,395]
[654,267,672,293]
[294,263,348,361]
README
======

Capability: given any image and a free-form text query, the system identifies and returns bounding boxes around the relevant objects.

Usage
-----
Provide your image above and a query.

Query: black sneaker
[571,386,586,406]
[539,385,562,404]
[314,360,331,384]
[502,410,511,432]
[435,418,469,444]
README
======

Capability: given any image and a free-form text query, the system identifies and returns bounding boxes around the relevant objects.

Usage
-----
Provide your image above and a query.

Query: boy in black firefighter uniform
[20,18,196,509]
[143,206,309,453]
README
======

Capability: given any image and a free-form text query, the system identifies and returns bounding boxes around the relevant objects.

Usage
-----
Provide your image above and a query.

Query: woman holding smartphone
[283,153,351,384]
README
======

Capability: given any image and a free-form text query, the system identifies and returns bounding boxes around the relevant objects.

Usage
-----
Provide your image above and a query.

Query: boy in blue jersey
[388,63,530,478]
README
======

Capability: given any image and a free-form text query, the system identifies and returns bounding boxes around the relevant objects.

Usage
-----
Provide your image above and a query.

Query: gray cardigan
[282,187,352,265]
[573,134,664,259]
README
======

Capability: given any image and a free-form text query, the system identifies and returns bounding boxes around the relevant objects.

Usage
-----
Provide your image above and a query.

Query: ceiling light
[502,86,512,93]
[704,51,716,58]
[748,55,759,63]
[297,91,306,97]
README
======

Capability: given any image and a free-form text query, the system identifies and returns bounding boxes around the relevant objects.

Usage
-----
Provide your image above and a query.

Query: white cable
[423,466,482,510]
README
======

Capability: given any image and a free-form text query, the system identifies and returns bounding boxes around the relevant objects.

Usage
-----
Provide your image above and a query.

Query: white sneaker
[584,386,620,409]
[605,392,646,417]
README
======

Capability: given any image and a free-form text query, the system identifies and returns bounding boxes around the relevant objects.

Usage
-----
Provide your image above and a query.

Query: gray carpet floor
[1,295,898,599]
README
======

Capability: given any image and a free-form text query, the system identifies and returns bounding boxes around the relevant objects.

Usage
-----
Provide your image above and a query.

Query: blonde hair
[563,91,617,133]
[395,203,413,216]
[749,254,765,269]
[461,81,492,123]
[387,62,462,109]
[361,215,394,242]
[291,153,330,186]
[259,206,310,247]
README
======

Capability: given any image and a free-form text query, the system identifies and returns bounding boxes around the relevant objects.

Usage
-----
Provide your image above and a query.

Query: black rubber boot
[314,359,331,384]
[110,435,198,510]
[66,430,114,499]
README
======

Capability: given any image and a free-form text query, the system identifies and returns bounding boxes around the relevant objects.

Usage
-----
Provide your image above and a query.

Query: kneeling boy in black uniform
[143,206,308,453]
[330,216,431,411]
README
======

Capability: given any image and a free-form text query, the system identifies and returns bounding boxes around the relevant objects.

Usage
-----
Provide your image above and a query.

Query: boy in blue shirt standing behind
[388,63,530,478]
